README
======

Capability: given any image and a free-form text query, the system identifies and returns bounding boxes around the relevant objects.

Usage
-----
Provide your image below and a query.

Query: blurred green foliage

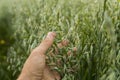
[0,0,14,79]
[0,0,120,80]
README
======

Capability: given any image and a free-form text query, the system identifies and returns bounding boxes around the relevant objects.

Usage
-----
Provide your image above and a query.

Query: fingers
[32,32,56,55]
[73,47,77,52]
[43,66,61,80]
[40,32,56,50]
[57,40,69,48]
[67,47,77,56]
[52,70,61,80]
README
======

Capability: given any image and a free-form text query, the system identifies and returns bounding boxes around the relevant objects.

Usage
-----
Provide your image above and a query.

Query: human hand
[17,32,60,80]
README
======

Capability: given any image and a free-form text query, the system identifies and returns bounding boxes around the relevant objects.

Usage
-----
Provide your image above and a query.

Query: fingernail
[47,32,56,40]
[73,47,77,52]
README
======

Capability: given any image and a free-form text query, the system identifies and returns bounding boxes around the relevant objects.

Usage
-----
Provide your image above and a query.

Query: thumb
[32,32,56,55]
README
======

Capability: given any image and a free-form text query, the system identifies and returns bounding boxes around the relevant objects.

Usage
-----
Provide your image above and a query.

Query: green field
[0,0,120,80]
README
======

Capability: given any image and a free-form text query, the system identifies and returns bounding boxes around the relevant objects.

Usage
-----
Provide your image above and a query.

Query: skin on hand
[18,32,76,80]
[18,32,60,80]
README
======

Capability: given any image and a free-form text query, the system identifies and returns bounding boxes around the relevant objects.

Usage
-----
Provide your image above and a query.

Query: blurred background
[0,0,14,79]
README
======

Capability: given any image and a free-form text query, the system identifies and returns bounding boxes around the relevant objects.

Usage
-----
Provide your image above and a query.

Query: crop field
[0,0,120,80]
